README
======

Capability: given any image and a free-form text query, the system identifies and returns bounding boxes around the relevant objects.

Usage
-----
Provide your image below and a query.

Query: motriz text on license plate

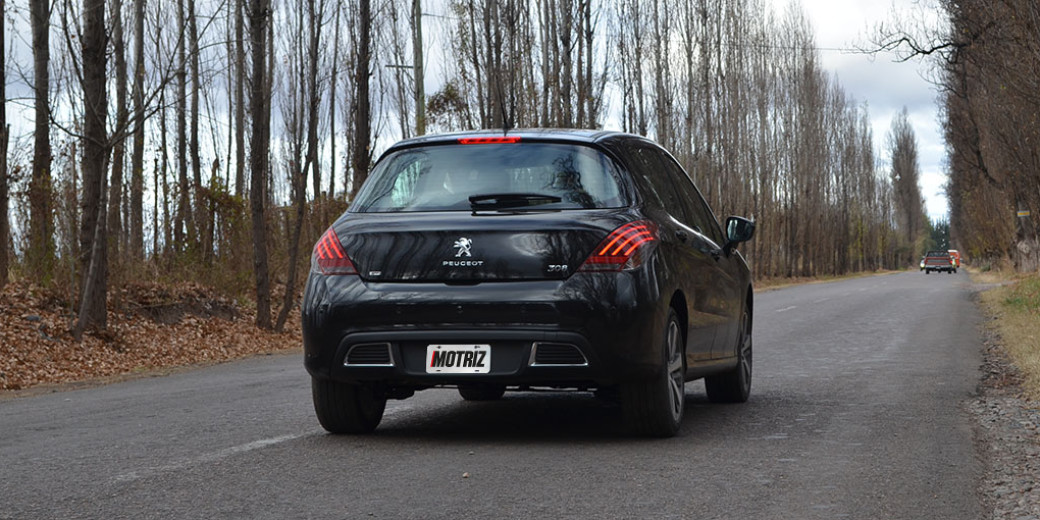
[426,344,491,374]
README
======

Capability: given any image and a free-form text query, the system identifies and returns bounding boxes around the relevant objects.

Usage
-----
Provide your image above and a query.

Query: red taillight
[457,136,522,145]
[314,228,357,275]
[578,221,659,272]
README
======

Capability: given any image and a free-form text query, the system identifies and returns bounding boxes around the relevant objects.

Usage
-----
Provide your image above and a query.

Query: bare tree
[188,0,206,259]
[234,0,247,198]
[413,0,426,135]
[128,0,147,261]
[29,0,55,281]
[614,0,648,134]
[74,0,110,337]
[349,0,373,196]
[888,107,927,266]
[276,0,328,331]
[328,0,341,199]
[174,0,191,250]
[0,0,8,287]
[249,0,273,329]
[109,0,129,273]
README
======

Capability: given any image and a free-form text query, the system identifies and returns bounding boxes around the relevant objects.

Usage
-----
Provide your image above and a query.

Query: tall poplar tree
[249,0,273,329]
[75,0,110,337]
[29,0,54,281]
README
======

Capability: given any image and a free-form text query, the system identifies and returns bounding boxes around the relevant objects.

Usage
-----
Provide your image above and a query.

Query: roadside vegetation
[975,268,1040,400]
[0,280,299,393]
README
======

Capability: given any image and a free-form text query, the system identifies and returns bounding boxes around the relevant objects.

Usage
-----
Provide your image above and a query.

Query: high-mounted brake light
[314,228,357,275]
[458,136,522,145]
[578,221,659,272]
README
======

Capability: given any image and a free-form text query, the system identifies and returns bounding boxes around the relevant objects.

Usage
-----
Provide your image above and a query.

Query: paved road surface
[1,271,983,519]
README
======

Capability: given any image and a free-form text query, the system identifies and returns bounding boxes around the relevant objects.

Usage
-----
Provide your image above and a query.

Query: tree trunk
[109,0,128,274]
[189,0,206,261]
[350,0,372,197]
[306,0,322,206]
[468,1,486,127]
[0,118,7,288]
[249,0,273,329]
[235,0,246,198]
[0,0,8,288]
[328,2,340,201]
[75,0,110,337]
[175,0,190,250]
[413,0,425,136]
[129,0,146,260]
[29,0,54,281]
[159,81,172,256]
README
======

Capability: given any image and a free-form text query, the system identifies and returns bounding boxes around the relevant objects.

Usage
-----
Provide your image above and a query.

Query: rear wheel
[622,308,685,437]
[705,305,752,403]
[312,377,387,434]
[458,383,506,401]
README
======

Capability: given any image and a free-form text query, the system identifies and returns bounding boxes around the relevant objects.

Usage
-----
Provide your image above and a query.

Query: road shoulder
[970,285,1040,520]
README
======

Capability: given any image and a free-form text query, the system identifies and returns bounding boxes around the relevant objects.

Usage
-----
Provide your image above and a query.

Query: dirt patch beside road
[971,278,1040,520]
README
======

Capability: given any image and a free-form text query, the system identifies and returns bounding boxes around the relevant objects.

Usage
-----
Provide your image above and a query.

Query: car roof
[382,128,649,154]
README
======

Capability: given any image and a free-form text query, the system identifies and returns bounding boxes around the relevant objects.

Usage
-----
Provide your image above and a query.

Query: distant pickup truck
[923,250,957,274]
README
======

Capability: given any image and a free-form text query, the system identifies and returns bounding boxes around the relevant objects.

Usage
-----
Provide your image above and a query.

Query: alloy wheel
[666,318,685,422]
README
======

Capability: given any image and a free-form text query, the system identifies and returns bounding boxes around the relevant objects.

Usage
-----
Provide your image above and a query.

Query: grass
[975,269,1040,400]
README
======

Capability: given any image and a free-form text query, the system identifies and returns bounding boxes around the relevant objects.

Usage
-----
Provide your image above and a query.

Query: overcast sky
[768,0,948,221]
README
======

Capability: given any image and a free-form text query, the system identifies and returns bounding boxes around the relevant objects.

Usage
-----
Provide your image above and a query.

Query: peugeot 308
[302,129,755,437]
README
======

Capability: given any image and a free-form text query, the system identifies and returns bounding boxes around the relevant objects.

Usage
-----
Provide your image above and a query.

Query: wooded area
[878,0,1040,272]
[0,0,935,336]
[942,0,1040,272]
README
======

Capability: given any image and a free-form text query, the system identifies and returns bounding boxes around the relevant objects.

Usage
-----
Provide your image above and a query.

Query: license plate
[426,344,491,374]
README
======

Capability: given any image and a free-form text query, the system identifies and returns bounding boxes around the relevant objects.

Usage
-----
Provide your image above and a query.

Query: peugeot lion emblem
[453,237,473,257]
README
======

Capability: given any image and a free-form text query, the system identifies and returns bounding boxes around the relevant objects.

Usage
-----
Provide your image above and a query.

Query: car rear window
[350,142,630,212]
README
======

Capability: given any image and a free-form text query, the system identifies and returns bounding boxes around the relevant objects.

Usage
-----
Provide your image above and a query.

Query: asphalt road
[1,270,983,519]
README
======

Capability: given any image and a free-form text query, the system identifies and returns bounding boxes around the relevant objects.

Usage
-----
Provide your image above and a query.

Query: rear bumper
[302,270,667,389]
[317,329,621,388]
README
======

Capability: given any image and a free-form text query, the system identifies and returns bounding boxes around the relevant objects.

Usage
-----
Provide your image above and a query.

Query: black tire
[705,305,752,404]
[621,308,685,438]
[458,383,506,401]
[312,377,387,434]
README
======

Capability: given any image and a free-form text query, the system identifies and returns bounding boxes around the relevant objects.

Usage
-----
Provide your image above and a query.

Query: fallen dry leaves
[0,281,301,392]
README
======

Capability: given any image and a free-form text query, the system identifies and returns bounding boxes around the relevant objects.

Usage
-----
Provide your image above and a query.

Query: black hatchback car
[303,129,755,437]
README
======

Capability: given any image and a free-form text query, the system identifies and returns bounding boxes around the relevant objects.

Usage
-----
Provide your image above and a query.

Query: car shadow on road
[319,388,748,444]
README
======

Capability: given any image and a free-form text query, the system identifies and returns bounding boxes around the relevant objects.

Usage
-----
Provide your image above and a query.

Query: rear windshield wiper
[469,193,563,211]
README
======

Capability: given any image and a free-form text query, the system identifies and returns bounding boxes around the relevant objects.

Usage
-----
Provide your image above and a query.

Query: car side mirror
[724,216,755,252]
